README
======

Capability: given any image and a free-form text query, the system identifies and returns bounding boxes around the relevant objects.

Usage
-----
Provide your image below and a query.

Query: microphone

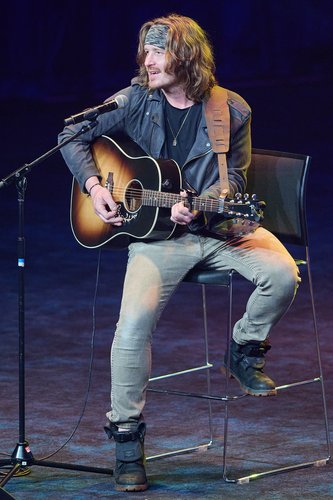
[64,94,129,126]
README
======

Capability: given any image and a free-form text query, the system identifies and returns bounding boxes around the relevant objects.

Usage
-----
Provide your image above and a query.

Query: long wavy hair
[136,14,217,102]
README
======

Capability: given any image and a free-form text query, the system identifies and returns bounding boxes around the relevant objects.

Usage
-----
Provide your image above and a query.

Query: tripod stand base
[0,441,113,488]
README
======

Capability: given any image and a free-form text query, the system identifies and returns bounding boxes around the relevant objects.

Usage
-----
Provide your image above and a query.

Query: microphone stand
[0,120,113,493]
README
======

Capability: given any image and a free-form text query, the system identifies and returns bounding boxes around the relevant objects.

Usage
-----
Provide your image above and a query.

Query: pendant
[172,139,177,146]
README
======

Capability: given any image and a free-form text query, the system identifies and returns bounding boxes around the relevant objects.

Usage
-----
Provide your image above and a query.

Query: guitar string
[109,187,221,205]
[99,187,254,216]
[107,187,244,206]
[101,188,222,213]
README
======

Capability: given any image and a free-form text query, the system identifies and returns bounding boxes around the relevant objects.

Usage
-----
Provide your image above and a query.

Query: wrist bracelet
[88,182,101,196]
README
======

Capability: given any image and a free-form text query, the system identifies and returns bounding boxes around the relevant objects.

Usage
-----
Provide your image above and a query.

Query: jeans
[106,227,300,427]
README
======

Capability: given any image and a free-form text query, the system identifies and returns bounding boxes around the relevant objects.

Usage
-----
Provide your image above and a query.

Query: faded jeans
[106,228,300,427]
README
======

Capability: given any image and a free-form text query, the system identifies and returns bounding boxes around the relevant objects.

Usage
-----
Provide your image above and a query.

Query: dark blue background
[1,0,332,174]
[1,1,331,101]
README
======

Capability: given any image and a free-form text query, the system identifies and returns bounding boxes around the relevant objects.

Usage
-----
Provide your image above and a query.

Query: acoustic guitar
[70,135,264,248]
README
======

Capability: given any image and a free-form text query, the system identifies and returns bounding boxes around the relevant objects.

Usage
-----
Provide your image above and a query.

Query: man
[58,13,300,492]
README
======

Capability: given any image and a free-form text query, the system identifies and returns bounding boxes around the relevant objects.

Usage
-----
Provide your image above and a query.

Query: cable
[37,248,102,461]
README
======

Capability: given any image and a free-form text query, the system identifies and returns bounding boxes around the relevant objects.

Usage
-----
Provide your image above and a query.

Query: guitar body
[70,135,181,248]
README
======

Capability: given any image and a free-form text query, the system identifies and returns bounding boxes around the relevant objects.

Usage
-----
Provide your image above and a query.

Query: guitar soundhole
[125,180,143,212]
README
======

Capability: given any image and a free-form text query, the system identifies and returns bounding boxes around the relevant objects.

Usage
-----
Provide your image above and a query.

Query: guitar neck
[142,190,220,213]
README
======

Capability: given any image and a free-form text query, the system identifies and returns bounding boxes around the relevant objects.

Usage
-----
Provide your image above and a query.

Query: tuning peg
[251,193,257,201]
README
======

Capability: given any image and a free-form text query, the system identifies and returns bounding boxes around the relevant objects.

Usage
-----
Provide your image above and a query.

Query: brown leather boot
[104,421,148,492]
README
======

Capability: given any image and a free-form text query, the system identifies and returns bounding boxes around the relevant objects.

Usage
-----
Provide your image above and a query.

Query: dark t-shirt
[164,99,202,172]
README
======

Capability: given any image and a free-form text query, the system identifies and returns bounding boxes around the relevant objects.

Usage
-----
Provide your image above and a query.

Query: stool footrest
[225,457,330,484]
[276,377,321,391]
[147,442,212,462]
[149,363,213,382]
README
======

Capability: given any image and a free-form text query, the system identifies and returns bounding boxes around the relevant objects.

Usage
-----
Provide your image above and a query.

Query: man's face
[144,44,177,90]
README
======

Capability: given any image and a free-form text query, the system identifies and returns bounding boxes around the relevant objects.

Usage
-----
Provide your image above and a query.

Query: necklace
[167,106,192,146]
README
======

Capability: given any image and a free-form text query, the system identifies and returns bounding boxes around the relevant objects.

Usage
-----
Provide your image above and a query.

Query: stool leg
[201,284,214,446]
[305,256,331,456]
[222,272,234,481]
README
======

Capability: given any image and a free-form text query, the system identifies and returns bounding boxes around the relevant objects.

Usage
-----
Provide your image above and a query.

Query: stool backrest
[246,149,311,246]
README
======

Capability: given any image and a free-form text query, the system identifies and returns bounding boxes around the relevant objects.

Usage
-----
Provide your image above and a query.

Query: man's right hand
[85,177,123,226]
[90,185,123,225]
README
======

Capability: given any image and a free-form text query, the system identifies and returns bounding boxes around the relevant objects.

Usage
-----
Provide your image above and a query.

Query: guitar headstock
[211,193,266,237]
[223,193,266,222]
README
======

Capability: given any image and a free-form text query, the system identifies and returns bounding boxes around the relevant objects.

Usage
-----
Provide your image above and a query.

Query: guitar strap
[204,86,230,197]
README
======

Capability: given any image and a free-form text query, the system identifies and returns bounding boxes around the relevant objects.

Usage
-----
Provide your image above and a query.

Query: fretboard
[142,189,221,214]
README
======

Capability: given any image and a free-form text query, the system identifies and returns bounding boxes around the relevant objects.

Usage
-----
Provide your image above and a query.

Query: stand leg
[0,442,112,488]
[0,463,22,487]
[0,169,112,495]
[0,122,111,496]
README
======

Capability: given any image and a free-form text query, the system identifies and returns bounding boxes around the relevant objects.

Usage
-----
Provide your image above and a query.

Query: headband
[144,24,169,49]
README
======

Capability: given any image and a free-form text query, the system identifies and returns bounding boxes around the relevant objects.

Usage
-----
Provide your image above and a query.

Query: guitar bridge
[105,172,114,194]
